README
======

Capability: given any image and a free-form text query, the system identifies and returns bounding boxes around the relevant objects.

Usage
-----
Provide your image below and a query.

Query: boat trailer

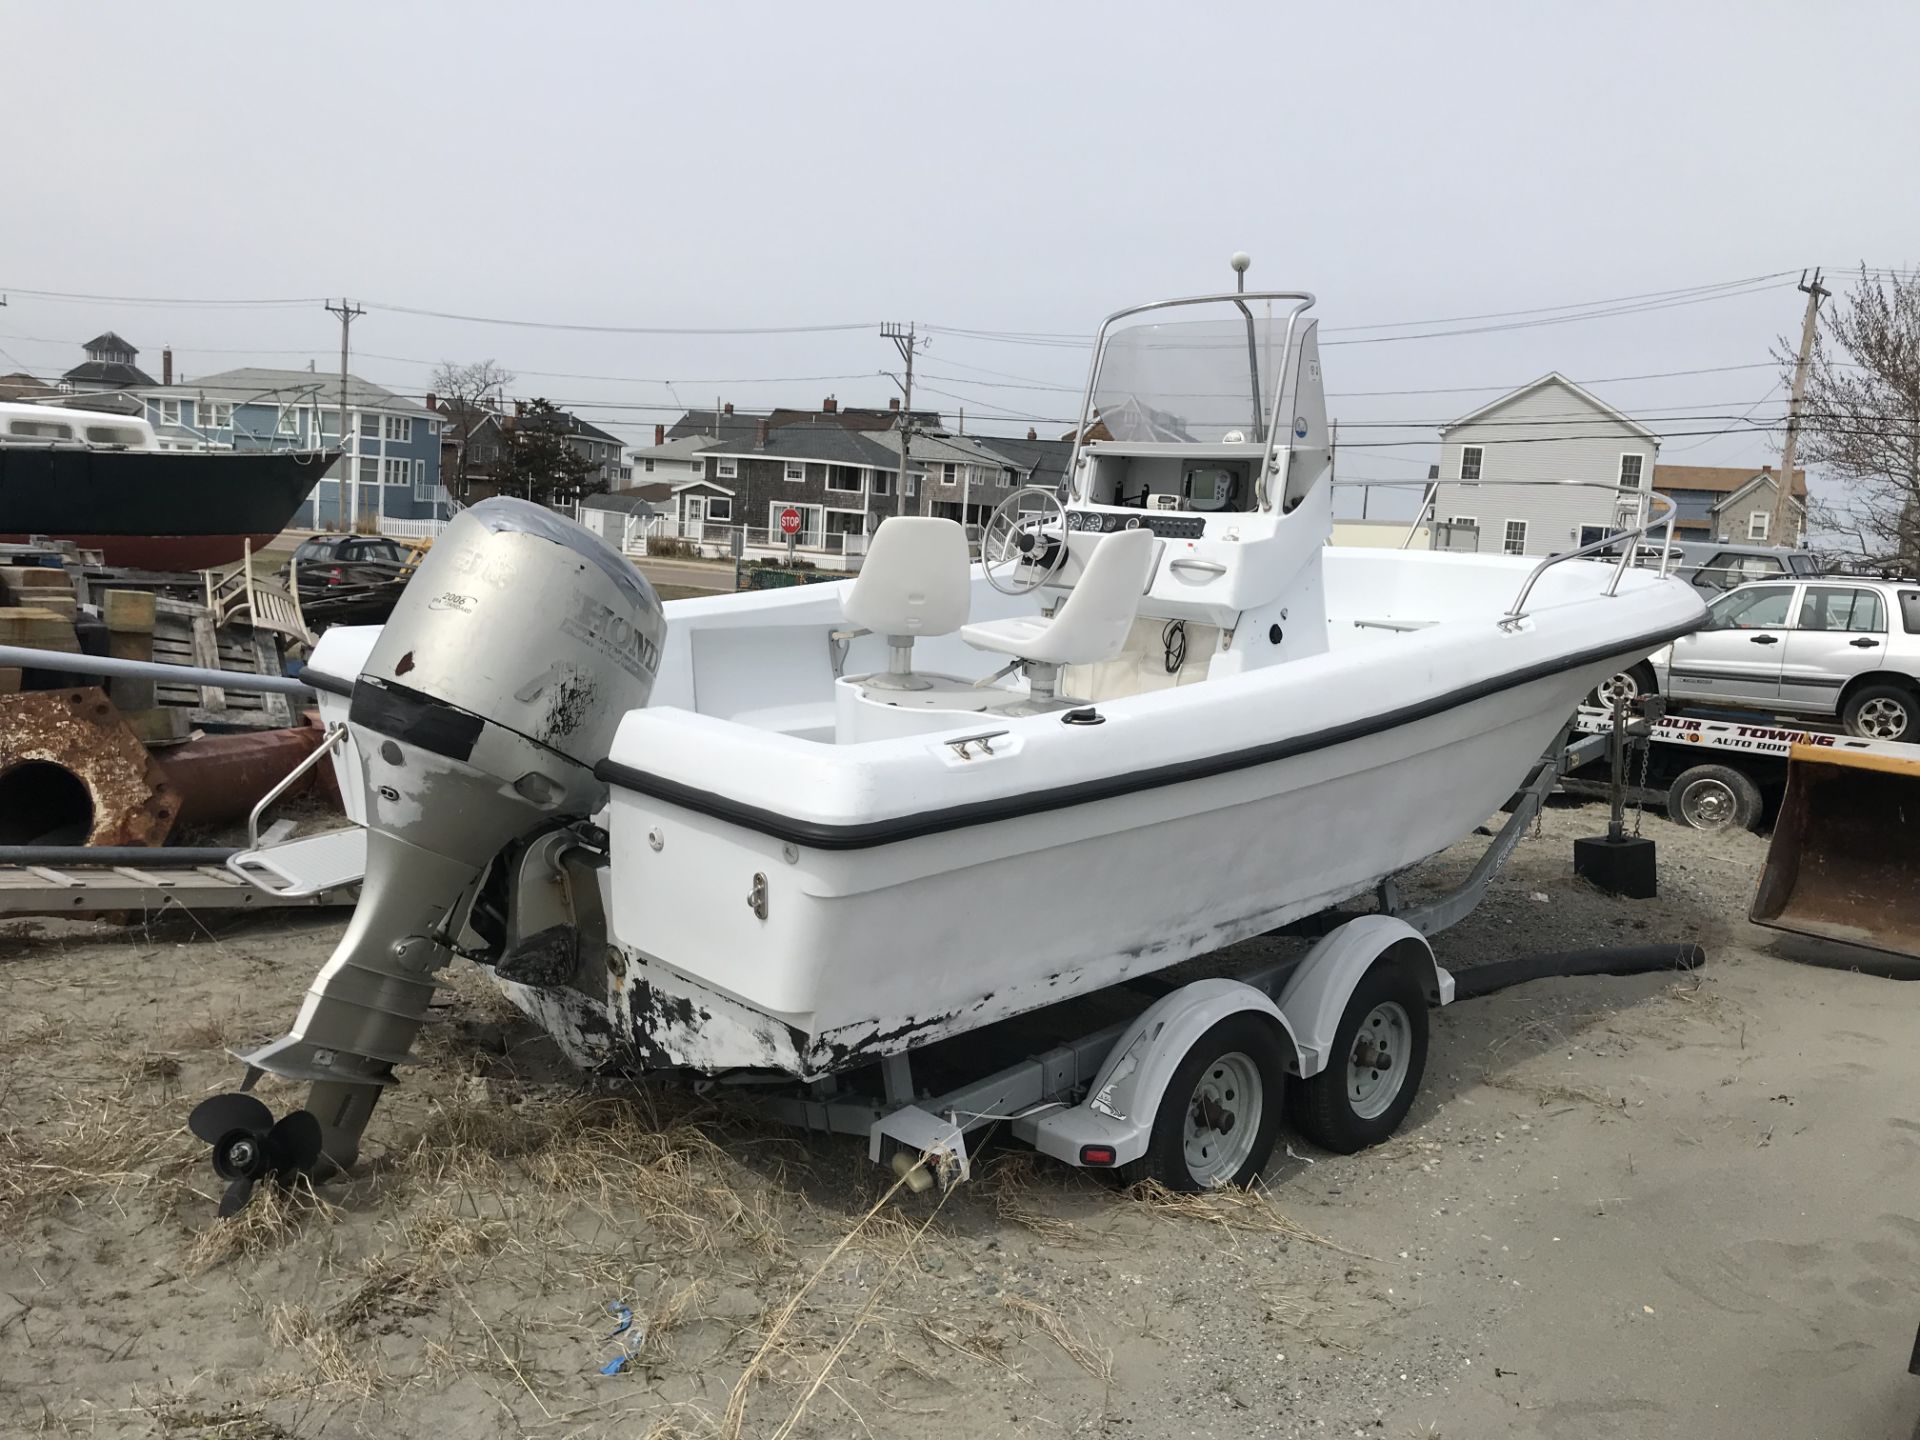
[735,735,1613,1189]
[219,725,1638,1195]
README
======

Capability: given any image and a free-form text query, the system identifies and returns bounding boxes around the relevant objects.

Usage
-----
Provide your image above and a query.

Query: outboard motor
[191,500,665,1203]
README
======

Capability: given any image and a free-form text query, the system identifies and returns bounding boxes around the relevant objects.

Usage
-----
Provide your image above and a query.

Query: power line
[1320,273,1796,334]
[0,286,325,309]
[920,275,1798,350]
[0,268,1799,345]
[360,301,879,336]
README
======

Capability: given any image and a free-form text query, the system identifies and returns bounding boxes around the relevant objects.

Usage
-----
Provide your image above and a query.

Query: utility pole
[1770,269,1827,548]
[326,299,364,530]
[881,322,922,519]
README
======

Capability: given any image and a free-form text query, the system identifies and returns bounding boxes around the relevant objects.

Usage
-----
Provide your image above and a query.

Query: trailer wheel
[1842,682,1915,742]
[1587,661,1656,711]
[1667,764,1763,833]
[1120,1014,1284,1192]
[1289,957,1430,1154]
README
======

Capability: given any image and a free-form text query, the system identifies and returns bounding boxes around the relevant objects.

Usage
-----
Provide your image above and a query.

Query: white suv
[1606,576,1920,741]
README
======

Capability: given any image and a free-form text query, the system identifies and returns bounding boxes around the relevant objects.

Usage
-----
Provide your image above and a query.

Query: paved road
[633,558,735,593]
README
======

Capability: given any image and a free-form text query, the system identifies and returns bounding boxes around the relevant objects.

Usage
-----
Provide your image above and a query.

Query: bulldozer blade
[1750,742,1920,960]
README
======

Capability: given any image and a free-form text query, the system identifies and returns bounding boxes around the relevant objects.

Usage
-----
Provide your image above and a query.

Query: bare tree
[431,359,514,501]
[1787,267,1920,570]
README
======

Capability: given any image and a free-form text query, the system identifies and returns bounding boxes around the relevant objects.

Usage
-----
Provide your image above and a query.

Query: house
[129,368,444,529]
[433,398,511,502]
[628,428,722,487]
[911,430,1031,528]
[1652,463,1807,546]
[973,431,1073,493]
[0,371,55,403]
[63,332,156,393]
[665,397,940,446]
[1429,373,1660,556]
[666,402,764,446]
[643,400,1070,552]
[691,415,918,551]
[553,410,627,490]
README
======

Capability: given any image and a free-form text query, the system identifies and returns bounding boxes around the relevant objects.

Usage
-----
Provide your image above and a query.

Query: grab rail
[1364,476,1669,554]
[247,723,348,850]
[1501,489,1679,628]
[1325,477,1681,625]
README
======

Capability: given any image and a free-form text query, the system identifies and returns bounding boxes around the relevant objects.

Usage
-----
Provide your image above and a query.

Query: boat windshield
[1093,304,1289,446]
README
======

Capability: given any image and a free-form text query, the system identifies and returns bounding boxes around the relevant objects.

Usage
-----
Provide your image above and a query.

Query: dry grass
[263,1301,388,1397]
[1482,1073,1633,1111]
[11,1012,68,1048]
[184,1179,335,1274]
[387,1088,787,1262]
[1128,1178,1368,1257]
[141,1397,301,1439]
[976,1152,1088,1245]
[917,1314,1014,1371]
[0,1077,197,1226]
[327,1252,441,1332]
[1001,1295,1113,1380]
[719,1169,915,1439]
[171,1012,245,1052]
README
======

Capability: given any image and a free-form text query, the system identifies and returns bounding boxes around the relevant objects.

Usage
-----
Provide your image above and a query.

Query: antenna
[1230,252,1252,293]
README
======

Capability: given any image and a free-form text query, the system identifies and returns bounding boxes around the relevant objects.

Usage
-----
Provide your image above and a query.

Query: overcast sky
[6,2,1916,515]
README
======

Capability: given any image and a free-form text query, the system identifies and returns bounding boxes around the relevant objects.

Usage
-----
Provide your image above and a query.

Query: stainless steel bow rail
[1326,477,1681,627]
[1500,489,1677,626]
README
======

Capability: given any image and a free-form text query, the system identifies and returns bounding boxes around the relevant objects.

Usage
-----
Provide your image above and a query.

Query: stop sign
[779,507,802,536]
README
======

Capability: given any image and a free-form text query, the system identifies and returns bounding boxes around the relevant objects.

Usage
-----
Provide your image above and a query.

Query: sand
[2,800,1916,1439]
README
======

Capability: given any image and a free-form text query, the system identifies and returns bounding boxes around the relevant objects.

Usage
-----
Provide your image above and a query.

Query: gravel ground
[2,798,1916,1440]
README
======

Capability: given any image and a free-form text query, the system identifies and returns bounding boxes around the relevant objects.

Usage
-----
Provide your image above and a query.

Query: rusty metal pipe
[157,727,328,829]
[0,688,178,846]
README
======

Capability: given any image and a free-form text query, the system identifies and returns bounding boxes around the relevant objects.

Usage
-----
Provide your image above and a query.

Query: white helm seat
[960,528,1157,705]
[840,517,971,690]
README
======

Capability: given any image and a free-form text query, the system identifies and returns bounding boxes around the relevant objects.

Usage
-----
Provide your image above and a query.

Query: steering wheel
[980,489,1069,595]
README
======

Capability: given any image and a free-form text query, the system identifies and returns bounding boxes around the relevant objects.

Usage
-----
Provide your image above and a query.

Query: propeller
[187,1092,326,1216]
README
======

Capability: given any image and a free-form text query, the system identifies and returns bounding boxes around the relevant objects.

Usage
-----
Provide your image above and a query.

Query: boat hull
[0,447,334,568]
[550,617,1695,1077]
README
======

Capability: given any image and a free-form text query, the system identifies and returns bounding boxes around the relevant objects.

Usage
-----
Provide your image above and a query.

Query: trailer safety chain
[1630,723,1653,838]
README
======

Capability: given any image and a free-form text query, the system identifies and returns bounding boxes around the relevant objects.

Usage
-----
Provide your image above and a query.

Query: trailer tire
[1841,682,1916,742]
[1288,957,1429,1154]
[1118,1014,1284,1192]
[1587,661,1657,712]
[1667,764,1763,832]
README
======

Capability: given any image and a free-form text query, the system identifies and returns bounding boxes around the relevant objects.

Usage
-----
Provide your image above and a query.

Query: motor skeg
[230,499,665,1181]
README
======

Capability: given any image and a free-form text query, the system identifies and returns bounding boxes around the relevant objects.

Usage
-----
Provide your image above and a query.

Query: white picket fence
[623,514,871,568]
[376,515,452,542]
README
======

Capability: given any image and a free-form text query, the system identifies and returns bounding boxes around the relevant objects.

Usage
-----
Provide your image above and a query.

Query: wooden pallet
[152,597,294,728]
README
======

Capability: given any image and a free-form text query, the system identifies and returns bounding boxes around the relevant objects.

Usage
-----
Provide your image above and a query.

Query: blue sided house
[133,368,447,530]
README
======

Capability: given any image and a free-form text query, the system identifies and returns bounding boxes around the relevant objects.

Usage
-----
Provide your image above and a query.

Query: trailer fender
[1275,916,1448,1079]
[1024,977,1297,1169]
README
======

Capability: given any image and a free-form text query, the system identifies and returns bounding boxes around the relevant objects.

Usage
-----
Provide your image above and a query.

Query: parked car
[287,535,412,595]
[1661,540,1821,594]
[1599,575,1920,741]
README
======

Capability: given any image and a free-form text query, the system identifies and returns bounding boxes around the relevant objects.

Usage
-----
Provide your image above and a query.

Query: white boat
[191,279,1704,1208]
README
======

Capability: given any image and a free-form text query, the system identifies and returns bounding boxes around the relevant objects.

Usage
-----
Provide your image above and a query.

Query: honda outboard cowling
[224,499,664,1185]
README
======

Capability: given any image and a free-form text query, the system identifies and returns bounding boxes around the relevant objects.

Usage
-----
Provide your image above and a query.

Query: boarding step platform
[227,828,367,899]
